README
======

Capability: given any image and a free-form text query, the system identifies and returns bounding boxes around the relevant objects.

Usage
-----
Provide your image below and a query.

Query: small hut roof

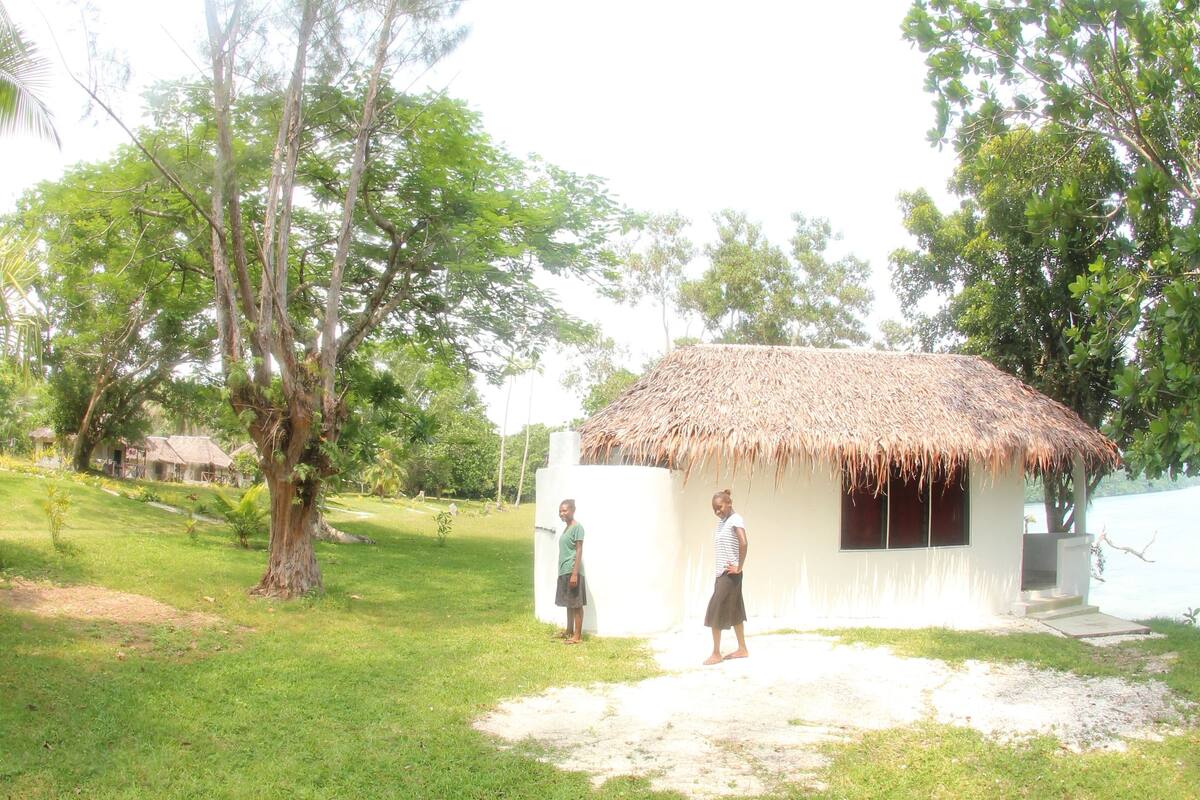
[144,436,187,465]
[229,443,256,459]
[28,427,55,442]
[166,436,233,469]
[578,345,1119,486]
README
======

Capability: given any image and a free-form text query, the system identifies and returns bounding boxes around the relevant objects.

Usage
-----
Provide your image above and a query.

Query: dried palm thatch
[166,436,234,469]
[143,436,187,466]
[578,345,1119,489]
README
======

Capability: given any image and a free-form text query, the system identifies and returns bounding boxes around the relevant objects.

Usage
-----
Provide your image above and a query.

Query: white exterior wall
[533,443,1027,634]
[534,463,684,636]
[676,461,1026,627]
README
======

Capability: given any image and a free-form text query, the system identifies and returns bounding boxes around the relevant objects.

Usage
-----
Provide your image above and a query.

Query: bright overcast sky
[2,0,958,432]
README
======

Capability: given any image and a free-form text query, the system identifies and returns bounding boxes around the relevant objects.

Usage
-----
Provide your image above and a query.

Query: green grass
[1,469,1197,799]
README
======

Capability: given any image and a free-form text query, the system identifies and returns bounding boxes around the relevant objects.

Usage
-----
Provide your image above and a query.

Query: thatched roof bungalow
[122,435,233,483]
[534,345,1118,634]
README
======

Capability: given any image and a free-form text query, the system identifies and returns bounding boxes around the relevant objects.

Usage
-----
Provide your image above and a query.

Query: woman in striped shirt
[703,489,748,665]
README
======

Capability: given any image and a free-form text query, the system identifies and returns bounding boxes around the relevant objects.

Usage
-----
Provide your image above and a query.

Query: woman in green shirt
[555,498,586,644]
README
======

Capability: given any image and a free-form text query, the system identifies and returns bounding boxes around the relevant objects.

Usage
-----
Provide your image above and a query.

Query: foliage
[16,143,214,472]
[1184,607,1198,626]
[112,14,621,593]
[41,483,71,555]
[136,486,162,504]
[499,422,558,501]
[184,516,199,544]
[0,231,44,371]
[361,437,406,499]
[891,127,1132,530]
[231,449,261,485]
[0,367,48,454]
[581,369,639,416]
[679,210,873,345]
[212,483,268,549]
[434,510,452,547]
[560,330,642,418]
[617,211,694,353]
[904,0,1200,477]
[0,2,58,145]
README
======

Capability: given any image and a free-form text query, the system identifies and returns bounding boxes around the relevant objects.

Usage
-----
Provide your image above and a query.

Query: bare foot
[552,630,570,640]
[723,649,749,660]
[565,637,581,645]
[702,654,723,665]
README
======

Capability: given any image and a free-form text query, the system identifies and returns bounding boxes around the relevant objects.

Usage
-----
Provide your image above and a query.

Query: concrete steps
[1028,603,1100,621]
[1010,592,1094,619]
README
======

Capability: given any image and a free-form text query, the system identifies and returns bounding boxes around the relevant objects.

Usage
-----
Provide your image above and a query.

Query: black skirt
[555,573,587,608]
[704,571,747,630]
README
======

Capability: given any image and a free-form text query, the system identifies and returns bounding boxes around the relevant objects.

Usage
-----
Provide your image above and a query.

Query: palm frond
[0,5,59,146]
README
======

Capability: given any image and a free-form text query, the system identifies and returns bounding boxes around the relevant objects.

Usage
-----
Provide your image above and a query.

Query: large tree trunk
[253,469,323,597]
[1043,475,1070,533]
[72,430,98,473]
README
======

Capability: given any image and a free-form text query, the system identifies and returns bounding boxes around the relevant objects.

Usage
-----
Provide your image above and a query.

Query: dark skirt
[704,571,747,630]
[555,573,587,608]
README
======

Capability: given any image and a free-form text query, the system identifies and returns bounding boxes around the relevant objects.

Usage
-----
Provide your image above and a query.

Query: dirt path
[0,578,222,629]
[475,631,1190,798]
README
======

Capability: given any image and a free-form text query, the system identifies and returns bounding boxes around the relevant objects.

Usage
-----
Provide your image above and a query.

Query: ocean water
[1024,485,1200,621]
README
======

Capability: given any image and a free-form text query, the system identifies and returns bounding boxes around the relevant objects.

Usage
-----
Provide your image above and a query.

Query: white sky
[2,0,958,433]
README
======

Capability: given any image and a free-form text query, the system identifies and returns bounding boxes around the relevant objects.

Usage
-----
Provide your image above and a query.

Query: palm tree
[0,232,43,372]
[0,2,59,146]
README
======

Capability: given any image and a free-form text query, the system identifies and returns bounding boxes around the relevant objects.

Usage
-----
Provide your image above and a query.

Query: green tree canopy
[18,146,214,471]
[904,0,1200,476]
[891,127,1132,529]
[679,210,873,346]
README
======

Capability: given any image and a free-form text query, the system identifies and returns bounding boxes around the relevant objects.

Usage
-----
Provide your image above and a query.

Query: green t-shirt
[557,522,585,576]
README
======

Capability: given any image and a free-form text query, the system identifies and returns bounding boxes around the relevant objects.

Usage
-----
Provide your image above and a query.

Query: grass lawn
[1,468,1197,799]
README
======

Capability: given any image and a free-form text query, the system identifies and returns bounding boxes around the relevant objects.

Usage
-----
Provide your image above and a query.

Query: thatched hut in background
[28,427,56,463]
[534,345,1118,635]
[114,435,233,483]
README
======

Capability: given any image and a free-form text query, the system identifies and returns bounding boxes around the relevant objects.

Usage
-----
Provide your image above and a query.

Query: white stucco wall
[534,463,684,635]
[676,461,1026,627]
[533,444,1027,634]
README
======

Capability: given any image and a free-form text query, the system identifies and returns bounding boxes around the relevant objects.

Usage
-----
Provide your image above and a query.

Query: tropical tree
[679,210,873,346]
[0,232,42,371]
[904,0,1200,476]
[891,127,1132,530]
[77,1,619,596]
[0,3,58,145]
[18,149,213,472]
[618,212,694,353]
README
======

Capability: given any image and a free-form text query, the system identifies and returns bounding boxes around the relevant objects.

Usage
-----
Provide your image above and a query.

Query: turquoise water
[1024,485,1200,620]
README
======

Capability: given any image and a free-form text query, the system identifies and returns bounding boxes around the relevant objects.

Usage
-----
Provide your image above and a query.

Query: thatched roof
[578,345,1118,487]
[166,436,233,469]
[28,427,55,442]
[229,443,256,459]
[143,437,187,466]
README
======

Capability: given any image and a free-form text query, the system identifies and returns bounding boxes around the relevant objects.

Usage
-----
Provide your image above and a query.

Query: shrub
[213,483,268,548]
[43,484,75,555]
[137,486,162,504]
[435,510,452,547]
[184,517,199,544]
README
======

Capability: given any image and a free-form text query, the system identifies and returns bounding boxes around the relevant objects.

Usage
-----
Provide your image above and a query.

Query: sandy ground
[475,629,1191,798]
[0,578,222,629]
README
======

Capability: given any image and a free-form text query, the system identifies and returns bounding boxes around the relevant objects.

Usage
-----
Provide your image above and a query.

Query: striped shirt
[713,512,745,577]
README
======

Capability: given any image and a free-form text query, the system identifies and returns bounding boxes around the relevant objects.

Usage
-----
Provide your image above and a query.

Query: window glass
[887,466,928,548]
[841,481,886,550]
[930,465,969,546]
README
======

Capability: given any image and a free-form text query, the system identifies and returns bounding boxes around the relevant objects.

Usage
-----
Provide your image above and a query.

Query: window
[839,464,969,550]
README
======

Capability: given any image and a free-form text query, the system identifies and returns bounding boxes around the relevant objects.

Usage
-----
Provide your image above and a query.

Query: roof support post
[1072,454,1087,537]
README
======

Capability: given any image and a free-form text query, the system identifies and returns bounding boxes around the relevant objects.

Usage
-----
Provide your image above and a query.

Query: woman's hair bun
[722,488,732,497]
